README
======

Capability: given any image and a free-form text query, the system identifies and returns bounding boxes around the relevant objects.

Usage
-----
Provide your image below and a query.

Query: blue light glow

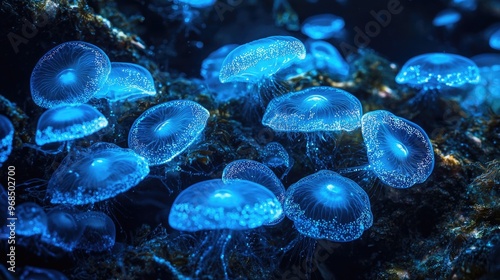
[74,211,116,252]
[0,115,14,165]
[432,9,461,27]
[16,202,47,236]
[301,13,345,40]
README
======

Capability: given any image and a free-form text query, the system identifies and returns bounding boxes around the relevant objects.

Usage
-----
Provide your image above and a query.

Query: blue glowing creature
[74,211,116,252]
[16,202,48,237]
[30,41,111,108]
[360,110,434,189]
[47,142,150,205]
[35,104,108,146]
[432,9,461,28]
[20,266,68,280]
[306,39,350,77]
[464,54,500,114]
[301,13,345,40]
[128,100,209,166]
[0,115,14,165]
[262,86,362,133]
[222,159,285,225]
[94,62,156,102]
[261,141,294,179]
[177,0,216,8]
[284,170,373,242]
[489,28,500,50]
[41,207,84,251]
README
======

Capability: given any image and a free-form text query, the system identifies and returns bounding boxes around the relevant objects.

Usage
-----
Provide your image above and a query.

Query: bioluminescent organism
[0,115,14,165]
[35,104,108,146]
[284,170,373,242]
[94,62,156,102]
[41,207,84,251]
[261,141,294,179]
[16,202,47,236]
[177,0,216,8]
[462,54,500,114]
[301,14,345,40]
[489,28,500,50]
[360,110,434,189]
[47,142,150,205]
[128,100,209,166]
[222,159,285,225]
[30,41,111,108]
[74,211,116,252]
[306,40,349,77]
[432,9,461,28]
[20,266,68,280]
[262,86,362,133]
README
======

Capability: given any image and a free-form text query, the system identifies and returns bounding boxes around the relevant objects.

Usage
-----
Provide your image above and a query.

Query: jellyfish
[284,170,373,242]
[20,266,68,280]
[432,9,461,28]
[41,207,84,251]
[128,100,209,166]
[93,62,156,102]
[260,141,294,179]
[16,202,48,236]
[306,40,349,77]
[35,104,108,146]
[301,14,345,40]
[47,142,150,205]
[30,41,111,108]
[0,115,14,165]
[463,54,500,114]
[222,159,286,225]
[74,211,116,252]
[489,28,500,50]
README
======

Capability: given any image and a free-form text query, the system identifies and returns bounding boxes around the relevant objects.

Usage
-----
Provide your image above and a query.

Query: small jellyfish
[20,266,68,280]
[177,0,216,8]
[466,54,500,114]
[261,141,294,179]
[17,202,48,236]
[41,207,84,251]
[306,40,349,77]
[35,104,108,146]
[284,170,373,242]
[0,115,14,165]
[128,100,209,166]
[432,9,461,28]
[30,41,111,108]
[74,211,116,252]
[47,142,150,205]
[93,62,156,102]
[301,14,345,40]
[489,28,500,50]
[222,159,285,225]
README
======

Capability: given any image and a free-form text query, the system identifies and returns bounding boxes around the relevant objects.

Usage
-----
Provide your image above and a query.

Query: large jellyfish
[0,115,14,165]
[47,142,150,205]
[30,41,111,108]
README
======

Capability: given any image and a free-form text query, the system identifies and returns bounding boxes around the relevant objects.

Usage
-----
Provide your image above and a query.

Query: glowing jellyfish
[30,41,111,108]
[361,110,434,189]
[261,141,294,178]
[306,40,349,77]
[219,36,306,83]
[35,104,108,146]
[17,202,48,236]
[301,14,345,40]
[41,207,84,251]
[465,54,500,114]
[284,170,372,242]
[20,266,68,280]
[178,0,216,8]
[94,62,156,102]
[222,159,285,225]
[489,28,500,50]
[432,9,461,27]
[47,142,150,205]
[75,211,116,252]
[262,86,362,132]
[0,115,14,165]
[128,100,209,166]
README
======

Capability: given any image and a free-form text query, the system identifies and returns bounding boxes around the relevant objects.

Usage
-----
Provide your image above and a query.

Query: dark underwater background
[1,0,500,279]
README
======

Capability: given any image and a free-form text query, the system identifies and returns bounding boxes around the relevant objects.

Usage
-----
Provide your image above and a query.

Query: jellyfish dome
[395,53,480,89]
[489,28,500,50]
[17,202,48,236]
[284,170,372,242]
[222,159,285,225]
[75,211,116,252]
[41,207,84,251]
[301,14,345,40]
[262,86,362,132]
[93,62,156,102]
[432,9,461,27]
[30,41,111,108]
[128,100,209,166]
[35,104,108,146]
[177,0,217,8]
[0,115,14,164]
[306,40,349,77]
[47,142,150,205]
[361,110,434,189]
[219,36,306,83]
[169,179,283,231]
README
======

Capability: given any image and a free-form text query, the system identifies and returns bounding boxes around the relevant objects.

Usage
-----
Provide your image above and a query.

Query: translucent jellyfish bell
[75,211,116,252]
[219,36,306,83]
[17,202,48,236]
[489,28,500,50]
[41,207,84,251]
[361,110,434,189]
[432,9,461,27]
[169,179,283,231]
[306,40,349,77]
[0,115,14,164]
[177,0,216,8]
[301,14,345,40]
[284,170,373,242]
[35,104,108,146]
[262,86,362,132]
[94,62,156,102]
[47,142,150,205]
[261,141,294,178]
[128,100,209,166]
[222,159,285,225]
[30,41,111,108]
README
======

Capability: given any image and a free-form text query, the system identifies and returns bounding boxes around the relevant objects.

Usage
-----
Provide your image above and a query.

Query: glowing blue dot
[47,142,150,205]
[262,86,362,132]
[169,179,283,231]
[301,14,345,40]
[219,36,306,83]
[128,100,209,166]
[361,110,434,189]
[222,159,285,225]
[432,9,461,27]
[0,115,14,165]
[284,170,372,242]
[41,207,84,251]
[74,211,116,252]
[306,39,349,76]
[395,53,480,88]
[489,28,500,50]
[178,0,216,8]
[94,62,156,102]
[30,41,111,108]
[17,202,47,236]
[20,266,68,280]
[35,104,108,146]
